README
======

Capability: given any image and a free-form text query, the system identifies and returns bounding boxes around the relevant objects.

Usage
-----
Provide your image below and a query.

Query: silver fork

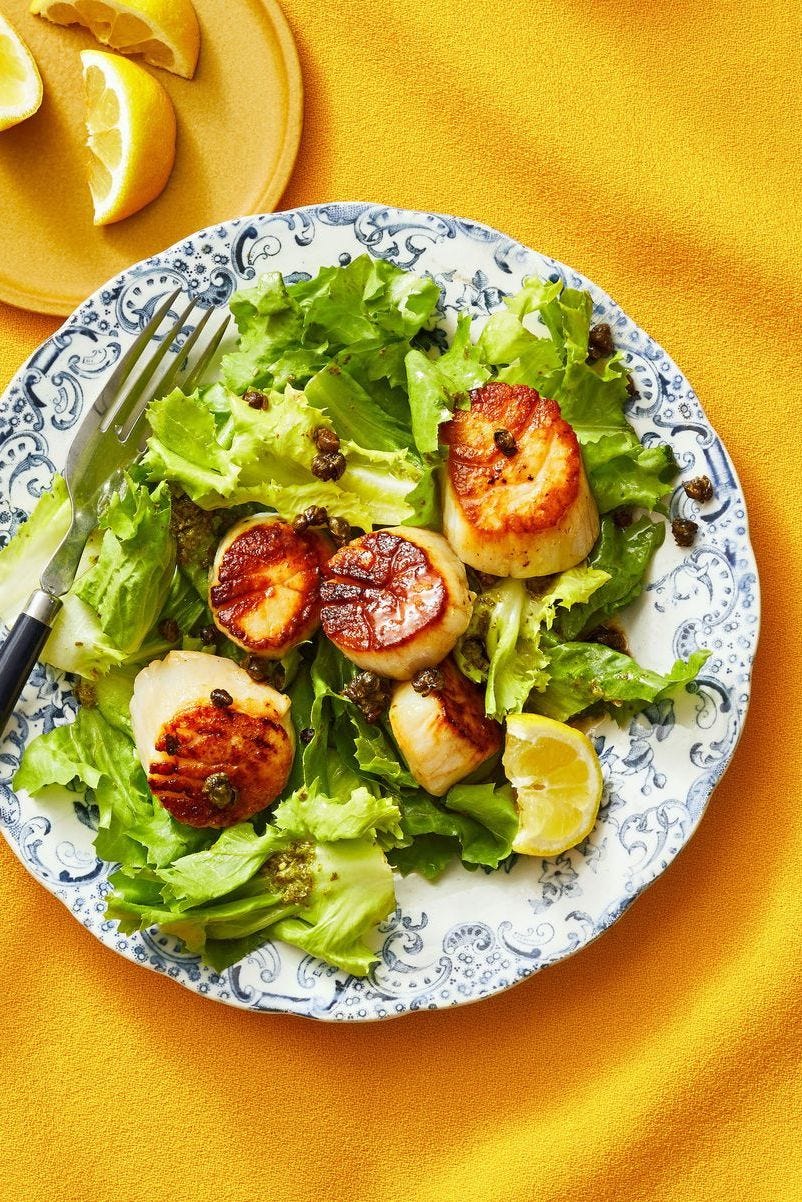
[0,292,230,736]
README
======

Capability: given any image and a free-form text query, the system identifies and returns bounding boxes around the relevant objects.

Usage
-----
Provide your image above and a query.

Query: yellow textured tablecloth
[1,2,800,1199]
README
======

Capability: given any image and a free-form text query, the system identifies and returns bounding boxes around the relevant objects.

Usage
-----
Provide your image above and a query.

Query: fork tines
[97,291,231,446]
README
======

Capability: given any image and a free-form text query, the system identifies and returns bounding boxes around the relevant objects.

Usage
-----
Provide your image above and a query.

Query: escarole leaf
[272,785,402,844]
[120,783,401,977]
[389,783,519,877]
[405,314,490,454]
[581,433,677,513]
[221,255,439,428]
[557,516,665,641]
[455,567,609,720]
[269,838,396,976]
[142,385,422,531]
[531,644,711,724]
[0,474,175,678]
[0,475,71,623]
[73,476,175,654]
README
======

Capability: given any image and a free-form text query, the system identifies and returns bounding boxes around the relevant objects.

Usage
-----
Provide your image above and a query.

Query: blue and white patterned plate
[0,204,759,1020]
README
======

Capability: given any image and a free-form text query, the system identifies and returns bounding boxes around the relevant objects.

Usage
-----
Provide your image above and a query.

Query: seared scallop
[441,381,599,577]
[389,658,502,795]
[210,515,331,658]
[131,650,295,828]
[320,526,471,680]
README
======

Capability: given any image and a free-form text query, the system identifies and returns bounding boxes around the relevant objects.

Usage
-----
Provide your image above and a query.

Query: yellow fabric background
[1,1,800,1199]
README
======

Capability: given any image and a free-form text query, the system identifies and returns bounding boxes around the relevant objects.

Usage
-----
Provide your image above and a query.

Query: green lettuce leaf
[124,832,395,976]
[304,362,411,453]
[0,475,71,622]
[387,834,458,880]
[557,516,665,641]
[270,838,395,976]
[273,785,402,844]
[158,822,286,907]
[389,782,518,877]
[142,385,422,530]
[0,481,124,676]
[122,794,399,976]
[158,780,400,909]
[73,476,175,654]
[455,567,609,719]
[350,714,418,789]
[532,645,711,723]
[221,255,440,407]
[405,314,490,454]
[0,474,181,678]
[582,433,677,513]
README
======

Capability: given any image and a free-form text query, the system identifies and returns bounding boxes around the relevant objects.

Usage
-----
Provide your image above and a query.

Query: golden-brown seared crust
[320,530,447,653]
[210,520,329,653]
[435,658,503,760]
[148,704,293,828]
[441,382,582,536]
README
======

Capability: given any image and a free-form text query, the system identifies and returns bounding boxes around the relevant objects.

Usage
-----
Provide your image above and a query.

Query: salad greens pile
[0,255,708,976]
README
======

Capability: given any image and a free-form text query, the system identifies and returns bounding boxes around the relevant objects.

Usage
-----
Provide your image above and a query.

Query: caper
[311,451,346,482]
[587,322,615,362]
[312,426,341,453]
[493,429,518,457]
[411,667,444,696]
[202,772,237,809]
[683,475,714,503]
[243,389,268,410]
[671,517,698,547]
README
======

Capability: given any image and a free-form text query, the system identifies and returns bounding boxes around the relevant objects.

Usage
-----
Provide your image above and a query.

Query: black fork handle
[0,591,62,738]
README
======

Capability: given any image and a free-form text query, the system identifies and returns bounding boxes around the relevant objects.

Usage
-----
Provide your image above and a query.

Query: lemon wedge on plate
[503,713,603,857]
[80,49,176,225]
[0,12,44,132]
[30,0,200,80]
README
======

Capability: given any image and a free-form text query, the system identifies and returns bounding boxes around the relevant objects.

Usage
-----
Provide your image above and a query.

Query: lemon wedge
[80,49,176,225]
[30,0,200,80]
[503,713,603,857]
[0,12,44,132]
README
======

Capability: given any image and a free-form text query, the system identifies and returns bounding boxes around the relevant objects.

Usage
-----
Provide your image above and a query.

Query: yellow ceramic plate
[0,0,302,314]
